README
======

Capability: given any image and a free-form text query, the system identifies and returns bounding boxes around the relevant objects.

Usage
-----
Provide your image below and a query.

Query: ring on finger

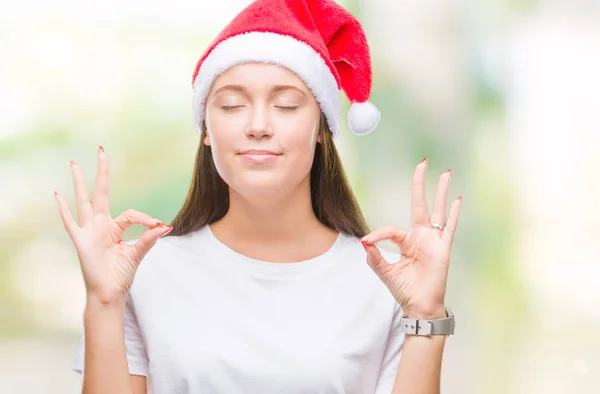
[431,222,445,231]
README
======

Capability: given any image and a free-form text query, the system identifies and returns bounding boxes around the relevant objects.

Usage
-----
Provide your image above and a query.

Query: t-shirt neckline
[194,224,350,279]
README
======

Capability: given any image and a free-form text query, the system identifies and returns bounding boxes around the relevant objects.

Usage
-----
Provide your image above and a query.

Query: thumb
[361,241,390,277]
[132,225,173,262]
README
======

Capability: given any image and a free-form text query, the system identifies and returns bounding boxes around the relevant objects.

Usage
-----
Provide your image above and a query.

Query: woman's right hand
[54,146,172,307]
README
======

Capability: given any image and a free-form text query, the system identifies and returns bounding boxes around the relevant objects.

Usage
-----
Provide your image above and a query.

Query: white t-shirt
[72,224,405,394]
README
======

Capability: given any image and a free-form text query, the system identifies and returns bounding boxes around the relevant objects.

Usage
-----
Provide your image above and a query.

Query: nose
[245,105,273,140]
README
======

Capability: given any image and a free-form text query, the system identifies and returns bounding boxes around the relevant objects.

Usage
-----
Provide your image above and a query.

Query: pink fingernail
[99,145,104,153]
[160,225,173,237]
[458,196,463,203]
[421,157,427,163]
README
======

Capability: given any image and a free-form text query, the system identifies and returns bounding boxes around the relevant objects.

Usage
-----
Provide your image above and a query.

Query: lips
[239,150,281,155]
[239,150,281,164]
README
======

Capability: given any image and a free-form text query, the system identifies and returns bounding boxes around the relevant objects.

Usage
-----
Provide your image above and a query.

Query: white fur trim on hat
[193,31,341,138]
[347,101,380,135]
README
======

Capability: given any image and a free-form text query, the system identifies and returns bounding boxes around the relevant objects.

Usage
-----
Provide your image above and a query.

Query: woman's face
[204,63,322,201]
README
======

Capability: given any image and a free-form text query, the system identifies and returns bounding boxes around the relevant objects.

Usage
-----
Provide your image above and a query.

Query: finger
[54,191,79,238]
[442,196,462,247]
[92,146,110,214]
[70,161,93,226]
[132,225,173,262]
[362,241,391,278]
[411,157,430,227]
[430,169,452,231]
[361,226,408,247]
[114,209,164,232]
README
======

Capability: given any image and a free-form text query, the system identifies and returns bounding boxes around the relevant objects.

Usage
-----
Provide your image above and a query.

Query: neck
[208,178,340,263]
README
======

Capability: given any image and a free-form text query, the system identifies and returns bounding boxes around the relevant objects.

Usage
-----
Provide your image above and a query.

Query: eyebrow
[213,84,307,97]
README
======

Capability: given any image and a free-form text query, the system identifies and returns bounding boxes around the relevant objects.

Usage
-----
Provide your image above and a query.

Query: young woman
[57,0,462,393]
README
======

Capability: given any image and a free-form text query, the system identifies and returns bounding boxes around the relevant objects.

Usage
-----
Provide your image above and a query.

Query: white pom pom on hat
[191,0,381,139]
[348,101,381,136]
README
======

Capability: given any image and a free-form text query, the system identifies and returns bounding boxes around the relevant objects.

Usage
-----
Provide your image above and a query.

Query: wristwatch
[399,307,455,336]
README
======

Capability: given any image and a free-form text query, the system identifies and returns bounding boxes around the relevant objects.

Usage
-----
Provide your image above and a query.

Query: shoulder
[124,231,207,295]
[339,232,403,313]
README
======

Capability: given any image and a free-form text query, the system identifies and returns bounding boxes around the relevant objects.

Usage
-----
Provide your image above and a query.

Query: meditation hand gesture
[362,158,462,319]
[54,146,173,306]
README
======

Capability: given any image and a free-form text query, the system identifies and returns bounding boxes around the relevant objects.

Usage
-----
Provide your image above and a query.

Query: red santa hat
[191,0,380,138]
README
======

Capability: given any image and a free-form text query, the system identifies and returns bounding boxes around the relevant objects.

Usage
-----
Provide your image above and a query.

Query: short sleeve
[71,293,149,377]
[374,302,405,394]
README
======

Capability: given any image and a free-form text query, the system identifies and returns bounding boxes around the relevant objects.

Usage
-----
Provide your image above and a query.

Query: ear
[203,123,211,146]
[316,121,322,144]
[315,112,325,144]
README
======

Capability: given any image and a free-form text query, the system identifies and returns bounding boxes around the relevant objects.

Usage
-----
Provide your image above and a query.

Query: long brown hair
[167,112,370,239]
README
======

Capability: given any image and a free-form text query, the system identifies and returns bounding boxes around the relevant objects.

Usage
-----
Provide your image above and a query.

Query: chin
[232,174,293,199]
[238,173,283,188]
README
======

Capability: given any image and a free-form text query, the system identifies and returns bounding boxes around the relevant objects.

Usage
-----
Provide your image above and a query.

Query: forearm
[390,334,446,394]
[82,296,133,394]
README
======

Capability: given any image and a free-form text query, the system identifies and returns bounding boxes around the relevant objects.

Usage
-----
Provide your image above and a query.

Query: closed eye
[275,106,298,111]
[221,105,245,110]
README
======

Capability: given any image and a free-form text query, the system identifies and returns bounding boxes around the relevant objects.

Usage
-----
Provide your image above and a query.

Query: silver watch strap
[399,307,455,336]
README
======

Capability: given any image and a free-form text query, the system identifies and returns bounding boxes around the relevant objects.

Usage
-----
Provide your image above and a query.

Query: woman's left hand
[361,158,462,319]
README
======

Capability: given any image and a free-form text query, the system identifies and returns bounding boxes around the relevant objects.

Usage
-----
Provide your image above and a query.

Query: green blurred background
[1,0,599,393]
